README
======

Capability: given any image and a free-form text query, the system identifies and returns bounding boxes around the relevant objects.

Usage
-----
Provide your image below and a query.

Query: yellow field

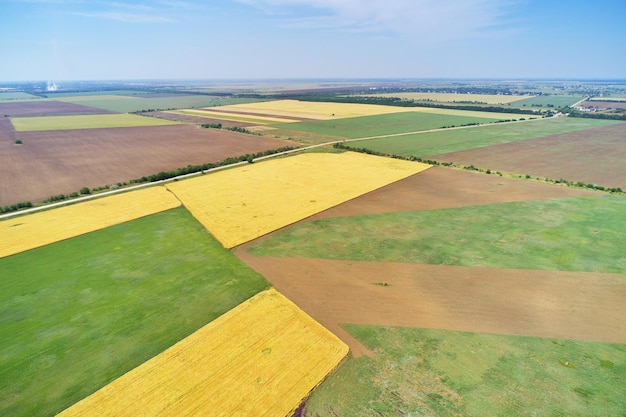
[0,187,180,258]
[166,152,430,248]
[363,92,532,104]
[10,113,179,131]
[590,96,626,101]
[169,109,297,124]
[215,99,416,120]
[57,288,349,417]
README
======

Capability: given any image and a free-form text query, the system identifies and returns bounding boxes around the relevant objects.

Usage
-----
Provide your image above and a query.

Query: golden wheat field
[0,187,180,258]
[170,109,298,124]
[362,92,531,104]
[216,99,416,120]
[166,152,430,248]
[57,288,349,417]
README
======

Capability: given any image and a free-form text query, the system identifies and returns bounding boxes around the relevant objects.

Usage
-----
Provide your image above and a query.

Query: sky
[1,0,625,81]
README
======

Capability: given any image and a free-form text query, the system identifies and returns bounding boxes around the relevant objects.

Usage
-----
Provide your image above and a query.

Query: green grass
[510,95,584,108]
[0,208,268,417]
[304,325,626,417]
[10,113,180,131]
[349,117,620,157]
[248,196,626,273]
[55,94,263,113]
[0,92,41,101]
[272,112,499,139]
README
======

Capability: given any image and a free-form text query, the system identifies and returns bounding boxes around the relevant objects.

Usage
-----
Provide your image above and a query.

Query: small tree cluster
[0,201,32,214]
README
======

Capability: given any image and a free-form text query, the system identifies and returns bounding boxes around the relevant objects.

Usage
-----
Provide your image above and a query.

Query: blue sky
[1,0,624,81]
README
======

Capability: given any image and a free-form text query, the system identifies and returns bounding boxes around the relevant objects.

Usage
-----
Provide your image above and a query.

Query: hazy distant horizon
[2,0,625,81]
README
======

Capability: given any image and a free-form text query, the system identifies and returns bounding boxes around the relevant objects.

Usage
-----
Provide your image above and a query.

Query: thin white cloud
[235,0,519,40]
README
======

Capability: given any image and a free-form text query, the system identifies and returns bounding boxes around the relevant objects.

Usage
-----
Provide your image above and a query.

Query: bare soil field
[234,168,622,356]
[583,100,626,109]
[0,124,291,206]
[0,100,113,117]
[431,122,626,188]
[206,107,318,121]
[143,111,256,128]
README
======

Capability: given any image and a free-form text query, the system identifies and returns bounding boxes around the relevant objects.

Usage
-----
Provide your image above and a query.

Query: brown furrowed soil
[0,100,114,116]
[233,252,626,356]
[234,168,622,356]
[431,122,626,188]
[144,111,257,128]
[0,124,292,206]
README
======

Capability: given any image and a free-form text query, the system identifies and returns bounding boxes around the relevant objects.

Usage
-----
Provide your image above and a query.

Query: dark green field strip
[304,325,626,417]
[509,95,584,108]
[272,112,498,139]
[0,208,268,417]
[349,117,620,157]
[248,196,626,273]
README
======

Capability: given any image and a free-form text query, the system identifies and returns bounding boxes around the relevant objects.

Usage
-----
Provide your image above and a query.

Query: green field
[0,92,41,101]
[510,95,584,108]
[304,326,626,417]
[0,208,268,417]
[55,94,263,113]
[248,196,626,273]
[10,113,180,131]
[348,117,619,157]
[272,112,501,139]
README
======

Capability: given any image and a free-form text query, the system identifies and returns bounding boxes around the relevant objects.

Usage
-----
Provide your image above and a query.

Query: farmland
[0,186,180,258]
[0,100,112,117]
[57,289,348,417]
[304,326,625,416]
[166,152,430,248]
[510,95,584,108]
[54,94,262,113]
[10,113,179,131]
[272,112,494,140]
[1,82,625,416]
[0,124,291,206]
[0,208,269,417]
[247,195,626,273]
[360,92,531,104]
[346,117,619,157]
[432,121,626,188]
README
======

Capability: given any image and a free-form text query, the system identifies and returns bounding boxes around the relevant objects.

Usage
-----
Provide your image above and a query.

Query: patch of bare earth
[0,124,293,206]
[583,100,626,110]
[431,122,626,189]
[234,168,623,356]
[0,100,114,116]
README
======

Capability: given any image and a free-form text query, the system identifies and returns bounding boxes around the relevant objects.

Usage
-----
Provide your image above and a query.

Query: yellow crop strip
[10,113,179,131]
[219,99,416,120]
[57,288,349,417]
[167,152,430,248]
[170,109,297,124]
[0,187,180,258]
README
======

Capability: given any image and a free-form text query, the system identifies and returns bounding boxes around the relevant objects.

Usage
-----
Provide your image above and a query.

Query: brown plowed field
[583,100,626,109]
[431,122,626,188]
[234,168,623,356]
[144,111,257,128]
[0,100,113,116]
[0,124,292,206]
